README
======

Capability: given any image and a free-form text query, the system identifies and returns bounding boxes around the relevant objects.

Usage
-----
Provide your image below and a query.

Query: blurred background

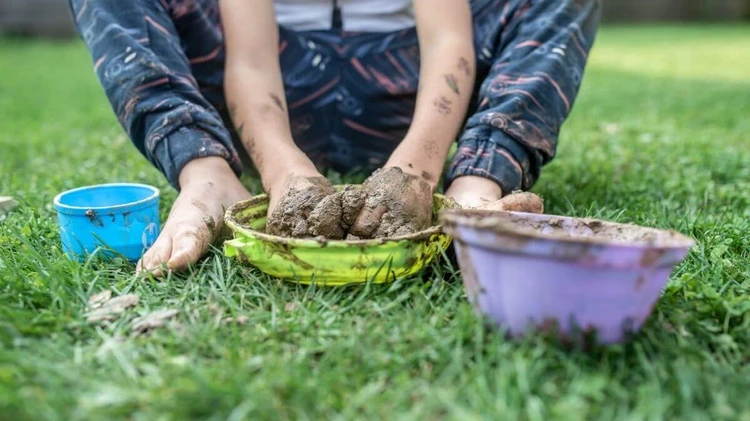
[1,0,750,38]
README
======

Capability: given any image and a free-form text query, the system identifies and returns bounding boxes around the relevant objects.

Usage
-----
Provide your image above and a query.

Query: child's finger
[167,225,211,272]
[137,232,173,277]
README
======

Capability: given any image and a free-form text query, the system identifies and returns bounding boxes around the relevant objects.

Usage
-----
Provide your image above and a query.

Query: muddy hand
[350,167,433,239]
[444,176,502,209]
[476,191,544,214]
[266,174,337,238]
[137,157,251,277]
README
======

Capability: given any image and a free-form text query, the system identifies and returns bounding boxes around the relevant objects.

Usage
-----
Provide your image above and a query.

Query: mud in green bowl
[223,187,458,286]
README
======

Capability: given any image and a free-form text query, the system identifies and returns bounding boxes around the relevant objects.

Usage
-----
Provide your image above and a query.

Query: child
[68,0,600,274]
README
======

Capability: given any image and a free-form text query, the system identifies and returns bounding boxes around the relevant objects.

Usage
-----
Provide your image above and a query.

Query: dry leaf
[85,294,139,323]
[222,315,249,326]
[284,302,297,312]
[0,196,17,220]
[0,196,17,211]
[602,123,620,135]
[131,309,178,334]
[87,290,112,310]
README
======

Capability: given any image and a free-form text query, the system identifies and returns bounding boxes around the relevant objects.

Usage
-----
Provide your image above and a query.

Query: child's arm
[445,0,601,208]
[385,0,475,188]
[350,0,475,235]
[220,0,322,197]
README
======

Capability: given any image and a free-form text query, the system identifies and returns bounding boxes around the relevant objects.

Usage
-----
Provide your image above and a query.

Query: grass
[1,24,749,420]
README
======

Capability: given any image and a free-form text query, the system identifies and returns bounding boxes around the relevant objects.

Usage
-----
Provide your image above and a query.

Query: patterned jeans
[68,0,600,192]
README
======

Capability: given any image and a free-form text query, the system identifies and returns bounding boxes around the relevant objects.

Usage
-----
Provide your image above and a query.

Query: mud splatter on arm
[457,57,472,77]
[444,73,460,95]
[222,0,315,194]
[433,96,453,115]
[384,0,475,186]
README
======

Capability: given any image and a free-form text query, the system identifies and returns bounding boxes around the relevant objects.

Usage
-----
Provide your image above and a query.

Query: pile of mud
[265,168,433,240]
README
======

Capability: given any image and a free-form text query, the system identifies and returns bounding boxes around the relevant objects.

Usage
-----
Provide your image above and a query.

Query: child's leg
[69,0,250,273]
[446,0,601,201]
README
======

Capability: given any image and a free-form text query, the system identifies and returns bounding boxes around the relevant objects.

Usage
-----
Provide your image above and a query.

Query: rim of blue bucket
[53,183,160,216]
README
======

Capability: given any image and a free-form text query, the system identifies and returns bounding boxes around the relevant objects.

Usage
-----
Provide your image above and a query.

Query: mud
[266,176,337,238]
[444,210,691,247]
[191,199,209,213]
[203,215,217,238]
[308,193,345,239]
[85,209,104,227]
[306,185,367,239]
[351,167,433,238]
[340,185,366,228]
[265,168,433,240]
[502,216,664,244]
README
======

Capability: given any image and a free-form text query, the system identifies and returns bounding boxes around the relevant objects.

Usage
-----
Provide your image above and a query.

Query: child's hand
[266,174,337,238]
[445,176,503,209]
[446,176,544,213]
[350,167,434,238]
[136,157,251,277]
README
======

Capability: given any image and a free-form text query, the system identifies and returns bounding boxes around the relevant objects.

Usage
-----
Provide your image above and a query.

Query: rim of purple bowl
[440,209,696,251]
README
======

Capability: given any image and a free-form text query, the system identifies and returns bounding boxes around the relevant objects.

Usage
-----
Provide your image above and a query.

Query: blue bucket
[53,183,161,261]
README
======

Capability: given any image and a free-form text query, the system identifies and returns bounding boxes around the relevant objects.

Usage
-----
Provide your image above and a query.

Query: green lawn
[1,25,749,421]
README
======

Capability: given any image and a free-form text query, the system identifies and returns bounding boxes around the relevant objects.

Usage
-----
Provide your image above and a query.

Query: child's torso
[274,0,415,32]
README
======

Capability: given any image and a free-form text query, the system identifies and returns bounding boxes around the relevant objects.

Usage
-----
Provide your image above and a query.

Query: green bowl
[223,187,458,286]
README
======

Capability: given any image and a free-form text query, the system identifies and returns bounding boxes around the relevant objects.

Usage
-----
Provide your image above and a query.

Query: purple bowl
[441,210,695,344]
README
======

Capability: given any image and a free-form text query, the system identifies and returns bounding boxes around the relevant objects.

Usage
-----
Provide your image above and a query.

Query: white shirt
[274,0,415,32]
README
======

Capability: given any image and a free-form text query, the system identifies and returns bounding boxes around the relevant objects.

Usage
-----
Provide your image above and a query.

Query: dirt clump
[267,179,368,240]
[340,185,366,228]
[265,168,433,240]
[308,192,345,239]
[266,176,337,238]
[351,167,433,238]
